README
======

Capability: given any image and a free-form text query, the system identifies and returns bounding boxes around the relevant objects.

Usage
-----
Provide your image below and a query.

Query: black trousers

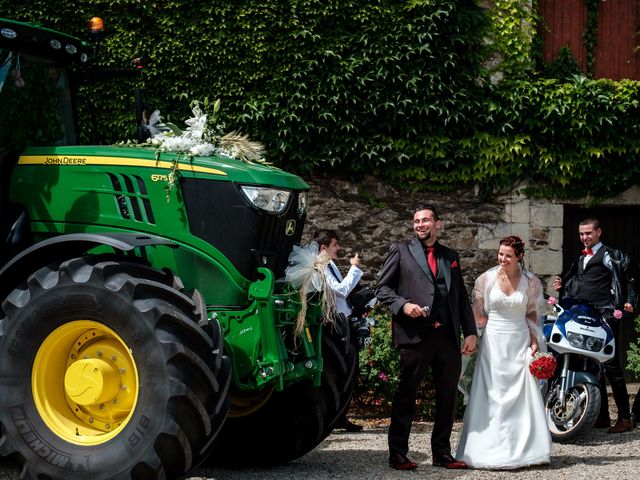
[598,318,631,420]
[388,322,461,457]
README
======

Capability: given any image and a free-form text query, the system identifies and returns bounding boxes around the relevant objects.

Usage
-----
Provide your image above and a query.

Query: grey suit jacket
[375,238,476,346]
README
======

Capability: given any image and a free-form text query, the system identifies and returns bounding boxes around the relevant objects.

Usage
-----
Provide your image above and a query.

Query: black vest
[430,270,452,325]
[575,249,613,306]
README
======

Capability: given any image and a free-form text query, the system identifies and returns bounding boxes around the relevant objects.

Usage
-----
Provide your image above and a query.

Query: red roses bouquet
[529,352,556,380]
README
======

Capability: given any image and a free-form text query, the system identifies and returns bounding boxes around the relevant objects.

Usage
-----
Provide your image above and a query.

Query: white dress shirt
[583,242,610,269]
[324,260,363,316]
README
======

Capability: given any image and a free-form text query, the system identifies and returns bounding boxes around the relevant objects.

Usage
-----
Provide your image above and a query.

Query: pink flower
[377,371,389,382]
[547,296,557,305]
[613,309,623,319]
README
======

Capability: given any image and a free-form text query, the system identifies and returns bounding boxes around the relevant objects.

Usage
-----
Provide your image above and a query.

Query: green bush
[627,317,640,378]
[2,1,639,201]
[357,309,399,411]
[0,0,488,173]
[357,308,467,419]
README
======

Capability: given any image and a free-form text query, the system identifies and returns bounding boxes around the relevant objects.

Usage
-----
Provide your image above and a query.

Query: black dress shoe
[432,453,467,469]
[389,452,418,470]
[335,418,363,432]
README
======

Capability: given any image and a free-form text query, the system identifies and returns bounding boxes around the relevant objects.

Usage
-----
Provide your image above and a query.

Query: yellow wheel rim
[228,385,274,418]
[32,320,139,446]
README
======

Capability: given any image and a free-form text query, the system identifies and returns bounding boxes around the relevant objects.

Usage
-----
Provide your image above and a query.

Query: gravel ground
[0,397,638,480]
[191,386,640,480]
[191,420,640,480]
[0,423,637,479]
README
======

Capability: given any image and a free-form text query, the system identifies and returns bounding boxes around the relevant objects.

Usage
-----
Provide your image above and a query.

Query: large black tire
[211,314,357,466]
[0,256,230,480]
[545,382,601,442]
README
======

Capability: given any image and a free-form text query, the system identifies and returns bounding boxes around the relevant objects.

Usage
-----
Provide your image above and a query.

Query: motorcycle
[347,286,378,349]
[543,296,616,442]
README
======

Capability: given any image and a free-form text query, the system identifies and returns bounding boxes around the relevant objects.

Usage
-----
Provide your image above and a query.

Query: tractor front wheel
[0,256,230,480]
[213,314,357,466]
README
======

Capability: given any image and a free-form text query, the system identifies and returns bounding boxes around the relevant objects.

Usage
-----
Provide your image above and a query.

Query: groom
[375,204,477,470]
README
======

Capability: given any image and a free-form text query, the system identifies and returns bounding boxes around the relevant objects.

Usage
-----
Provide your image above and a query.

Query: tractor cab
[0,18,90,149]
[0,19,92,262]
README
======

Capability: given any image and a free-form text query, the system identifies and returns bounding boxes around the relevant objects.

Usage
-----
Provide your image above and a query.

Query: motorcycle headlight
[567,332,585,349]
[567,332,603,351]
[585,336,604,351]
[241,186,290,214]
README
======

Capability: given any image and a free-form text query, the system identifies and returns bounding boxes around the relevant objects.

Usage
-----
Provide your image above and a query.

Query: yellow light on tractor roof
[88,17,104,34]
[88,16,104,42]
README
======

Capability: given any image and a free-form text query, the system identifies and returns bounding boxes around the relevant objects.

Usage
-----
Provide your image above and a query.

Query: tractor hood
[19,145,309,190]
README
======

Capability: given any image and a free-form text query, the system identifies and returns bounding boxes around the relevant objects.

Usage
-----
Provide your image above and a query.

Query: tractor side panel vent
[107,173,156,225]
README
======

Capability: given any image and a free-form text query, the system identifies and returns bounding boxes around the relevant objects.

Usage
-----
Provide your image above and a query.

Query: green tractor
[0,18,356,479]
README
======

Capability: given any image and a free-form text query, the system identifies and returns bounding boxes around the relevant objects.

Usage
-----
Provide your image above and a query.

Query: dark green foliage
[0,0,487,171]
[470,76,640,200]
[237,0,489,174]
[358,310,399,410]
[2,1,639,201]
[628,317,640,378]
[357,309,466,419]
[540,46,582,80]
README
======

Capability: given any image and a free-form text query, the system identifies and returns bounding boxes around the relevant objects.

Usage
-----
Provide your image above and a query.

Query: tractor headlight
[241,186,290,214]
[297,191,307,216]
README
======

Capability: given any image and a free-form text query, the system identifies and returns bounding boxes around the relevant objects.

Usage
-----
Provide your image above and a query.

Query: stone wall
[303,176,640,380]
[302,175,564,295]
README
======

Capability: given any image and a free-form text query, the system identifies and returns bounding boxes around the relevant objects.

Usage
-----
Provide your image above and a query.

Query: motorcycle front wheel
[545,382,601,442]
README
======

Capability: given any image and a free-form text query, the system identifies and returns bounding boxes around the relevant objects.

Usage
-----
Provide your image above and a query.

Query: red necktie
[427,246,437,276]
[582,248,593,256]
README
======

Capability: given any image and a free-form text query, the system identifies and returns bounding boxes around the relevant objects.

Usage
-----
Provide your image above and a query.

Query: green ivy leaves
[2,1,638,201]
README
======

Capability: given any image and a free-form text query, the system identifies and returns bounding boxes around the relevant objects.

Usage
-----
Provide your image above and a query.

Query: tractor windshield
[0,49,76,151]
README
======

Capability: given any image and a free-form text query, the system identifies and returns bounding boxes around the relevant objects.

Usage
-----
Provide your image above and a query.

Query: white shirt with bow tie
[583,242,612,271]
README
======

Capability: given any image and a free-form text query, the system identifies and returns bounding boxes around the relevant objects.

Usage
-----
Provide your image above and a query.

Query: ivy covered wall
[2,0,639,201]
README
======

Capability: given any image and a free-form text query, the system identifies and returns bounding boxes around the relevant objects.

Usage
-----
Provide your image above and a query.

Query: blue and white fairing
[544,299,615,364]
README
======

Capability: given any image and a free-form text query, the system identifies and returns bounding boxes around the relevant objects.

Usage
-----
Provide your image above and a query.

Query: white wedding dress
[456,267,551,469]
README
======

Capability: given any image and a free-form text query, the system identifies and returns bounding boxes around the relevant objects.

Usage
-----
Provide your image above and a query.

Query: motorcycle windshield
[567,303,601,326]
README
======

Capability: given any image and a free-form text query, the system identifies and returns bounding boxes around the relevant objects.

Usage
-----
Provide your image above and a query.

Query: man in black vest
[553,217,637,433]
[376,204,477,470]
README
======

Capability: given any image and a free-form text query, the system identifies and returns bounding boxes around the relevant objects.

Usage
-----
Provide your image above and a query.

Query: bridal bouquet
[529,352,556,380]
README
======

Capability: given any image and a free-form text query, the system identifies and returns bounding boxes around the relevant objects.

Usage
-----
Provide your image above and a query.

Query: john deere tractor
[0,18,356,480]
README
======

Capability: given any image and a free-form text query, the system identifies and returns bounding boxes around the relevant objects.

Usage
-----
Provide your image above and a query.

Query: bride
[456,235,551,469]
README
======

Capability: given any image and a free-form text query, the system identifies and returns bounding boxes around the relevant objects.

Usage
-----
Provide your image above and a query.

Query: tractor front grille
[180,178,305,280]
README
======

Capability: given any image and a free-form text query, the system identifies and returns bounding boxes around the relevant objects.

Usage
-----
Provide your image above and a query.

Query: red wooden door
[539,0,640,80]
[595,0,640,80]
[539,0,588,72]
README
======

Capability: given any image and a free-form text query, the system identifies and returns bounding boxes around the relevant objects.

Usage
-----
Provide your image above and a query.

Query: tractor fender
[0,232,176,299]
